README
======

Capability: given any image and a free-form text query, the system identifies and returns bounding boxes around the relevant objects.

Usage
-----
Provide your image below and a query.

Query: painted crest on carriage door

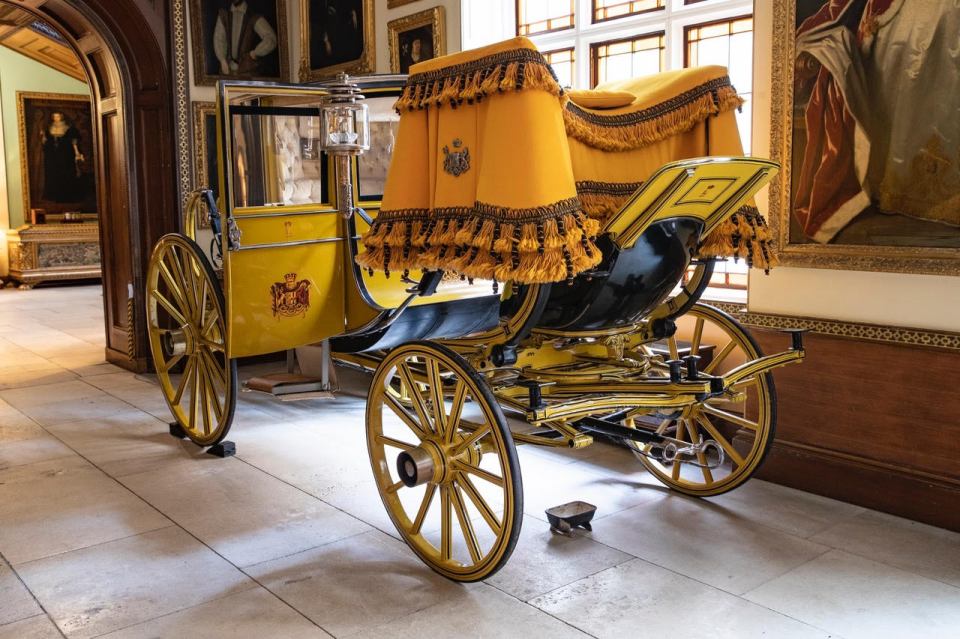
[442,138,470,177]
[271,273,311,318]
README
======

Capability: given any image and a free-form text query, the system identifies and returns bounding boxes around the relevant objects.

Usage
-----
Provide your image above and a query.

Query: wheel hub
[395,433,484,487]
[163,326,196,357]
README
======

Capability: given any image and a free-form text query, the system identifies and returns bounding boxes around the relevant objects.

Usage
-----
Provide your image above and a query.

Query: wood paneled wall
[753,329,960,532]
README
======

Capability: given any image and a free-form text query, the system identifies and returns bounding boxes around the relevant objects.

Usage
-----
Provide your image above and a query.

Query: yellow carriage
[146,39,804,582]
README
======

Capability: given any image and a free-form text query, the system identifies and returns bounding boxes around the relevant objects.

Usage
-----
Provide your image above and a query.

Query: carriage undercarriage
[145,70,805,582]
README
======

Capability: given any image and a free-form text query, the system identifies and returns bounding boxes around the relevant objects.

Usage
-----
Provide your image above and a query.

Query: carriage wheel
[367,341,522,582]
[146,234,237,447]
[631,303,776,497]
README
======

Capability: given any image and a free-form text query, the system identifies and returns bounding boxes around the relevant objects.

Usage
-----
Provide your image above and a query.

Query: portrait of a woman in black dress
[40,111,85,203]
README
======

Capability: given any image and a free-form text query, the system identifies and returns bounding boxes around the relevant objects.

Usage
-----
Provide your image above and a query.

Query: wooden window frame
[589,30,665,88]
[591,0,664,25]
[515,0,576,37]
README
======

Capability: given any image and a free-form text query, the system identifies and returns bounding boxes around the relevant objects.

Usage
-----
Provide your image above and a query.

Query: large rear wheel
[146,233,237,447]
[366,341,522,582]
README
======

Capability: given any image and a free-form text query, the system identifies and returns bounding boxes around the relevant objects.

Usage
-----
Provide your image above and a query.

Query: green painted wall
[1,46,89,228]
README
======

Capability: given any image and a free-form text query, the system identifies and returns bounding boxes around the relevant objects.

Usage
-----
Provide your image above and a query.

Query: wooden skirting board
[738,318,960,533]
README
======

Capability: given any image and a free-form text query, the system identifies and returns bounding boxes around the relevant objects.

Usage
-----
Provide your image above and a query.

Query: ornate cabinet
[5,223,102,289]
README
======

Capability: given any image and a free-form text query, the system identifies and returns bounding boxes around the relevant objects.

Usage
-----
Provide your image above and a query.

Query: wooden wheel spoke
[457,474,501,535]
[189,355,201,432]
[397,363,433,435]
[703,340,736,375]
[200,305,221,340]
[162,351,185,374]
[156,259,191,318]
[197,363,212,435]
[440,485,453,562]
[150,289,188,327]
[690,317,705,356]
[696,414,745,467]
[386,480,404,494]
[374,434,415,452]
[165,247,197,319]
[410,483,437,535]
[426,359,446,436]
[454,461,503,488]
[452,423,490,456]
[198,348,227,393]
[444,379,468,444]
[173,355,196,406]
[198,359,224,423]
[451,484,482,564]
[701,402,758,431]
[384,392,428,440]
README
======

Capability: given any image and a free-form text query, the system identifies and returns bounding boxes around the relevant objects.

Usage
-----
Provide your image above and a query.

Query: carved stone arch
[8,0,180,371]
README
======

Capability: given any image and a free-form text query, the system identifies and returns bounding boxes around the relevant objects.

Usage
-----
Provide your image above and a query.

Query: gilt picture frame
[387,0,421,8]
[299,0,376,81]
[192,101,217,227]
[189,0,289,86]
[768,0,960,276]
[388,6,446,75]
[17,91,97,218]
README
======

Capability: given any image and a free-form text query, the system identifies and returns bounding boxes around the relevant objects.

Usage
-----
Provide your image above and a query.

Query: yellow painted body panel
[603,157,778,249]
[224,210,346,358]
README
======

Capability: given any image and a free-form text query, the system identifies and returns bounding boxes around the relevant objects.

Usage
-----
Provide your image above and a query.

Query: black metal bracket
[574,416,666,445]
[780,328,809,351]
[207,441,236,458]
[516,378,551,409]
[168,422,187,439]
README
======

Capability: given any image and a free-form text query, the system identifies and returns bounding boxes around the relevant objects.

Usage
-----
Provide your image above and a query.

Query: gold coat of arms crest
[442,138,470,177]
[271,273,311,318]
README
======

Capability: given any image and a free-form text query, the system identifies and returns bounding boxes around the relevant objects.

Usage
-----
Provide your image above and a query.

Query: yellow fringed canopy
[356,37,600,284]
[356,38,776,283]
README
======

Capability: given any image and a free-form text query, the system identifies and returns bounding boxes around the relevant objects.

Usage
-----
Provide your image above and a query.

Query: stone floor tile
[744,549,960,639]
[98,588,331,639]
[0,379,104,409]
[587,493,830,595]
[0,456,171,564]
[0,429,76,470]
[348,583,591,639]
[120,457,370,567]
[531,558,831,639]
[248,530,467,637]
[15,394,135,427]
[0,615,62,639]
[0,558,41,625]
[811,510,960,588]
[485,515,634,601]
[16,527,255,639]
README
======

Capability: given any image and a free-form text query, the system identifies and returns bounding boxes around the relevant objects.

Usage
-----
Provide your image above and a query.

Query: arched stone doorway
[6,0,180,372]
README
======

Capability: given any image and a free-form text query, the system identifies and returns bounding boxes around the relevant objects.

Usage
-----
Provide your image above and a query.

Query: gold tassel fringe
[394,48,564,112]
[696,205,779,272]
[563,78,744,152]
[355,199,602,284]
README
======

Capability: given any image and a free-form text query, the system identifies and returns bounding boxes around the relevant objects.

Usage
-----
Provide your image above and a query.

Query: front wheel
[631,303,777,497]
[366,341,522,582]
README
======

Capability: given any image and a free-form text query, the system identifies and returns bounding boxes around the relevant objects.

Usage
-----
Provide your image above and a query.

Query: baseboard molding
[758,440,960,532]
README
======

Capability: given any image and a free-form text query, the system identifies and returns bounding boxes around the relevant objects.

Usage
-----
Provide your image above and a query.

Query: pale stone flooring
[1,285,958,638]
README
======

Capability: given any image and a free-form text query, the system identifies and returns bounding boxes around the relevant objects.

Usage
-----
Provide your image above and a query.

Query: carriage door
[218,84,345,359]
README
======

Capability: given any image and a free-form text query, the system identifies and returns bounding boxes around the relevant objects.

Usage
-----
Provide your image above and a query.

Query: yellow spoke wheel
[631,303,776,497]
[146,233,237,447]
[367,341,522,582]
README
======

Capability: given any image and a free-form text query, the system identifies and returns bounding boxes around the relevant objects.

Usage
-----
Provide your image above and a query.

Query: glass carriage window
[592,0,663,23]
[685,15,753,151]
[543,47,575,88]
[516,0,575,36]
[357,96,401,201]
[591,32,664,87]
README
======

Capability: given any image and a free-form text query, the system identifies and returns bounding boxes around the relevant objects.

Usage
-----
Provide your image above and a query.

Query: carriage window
[228,105,330,210]
[357,95,401,202]
[591,32,665,87]
[685,16,753,151]
[592,0,663,23]
[516,0,575,36]
[543,47,575,89]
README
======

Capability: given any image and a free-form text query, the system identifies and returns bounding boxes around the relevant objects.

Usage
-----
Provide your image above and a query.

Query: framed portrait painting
[299,0,375,81]
[189,0,289,86]
[17,92,97,216]
[388,7,445,75]
[769,0,960,275]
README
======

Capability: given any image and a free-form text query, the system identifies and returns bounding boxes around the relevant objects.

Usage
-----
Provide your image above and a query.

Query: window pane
[685,16,753,152]
[543,47,575,88]
[517,0,575,36]
[592,33,664,87]
[593,0,663,23]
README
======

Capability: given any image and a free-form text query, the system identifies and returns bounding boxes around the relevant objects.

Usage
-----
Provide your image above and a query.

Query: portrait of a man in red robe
[791,0,960,247]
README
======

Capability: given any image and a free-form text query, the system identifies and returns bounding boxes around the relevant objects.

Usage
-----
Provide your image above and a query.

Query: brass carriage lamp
[320,73,370,219]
